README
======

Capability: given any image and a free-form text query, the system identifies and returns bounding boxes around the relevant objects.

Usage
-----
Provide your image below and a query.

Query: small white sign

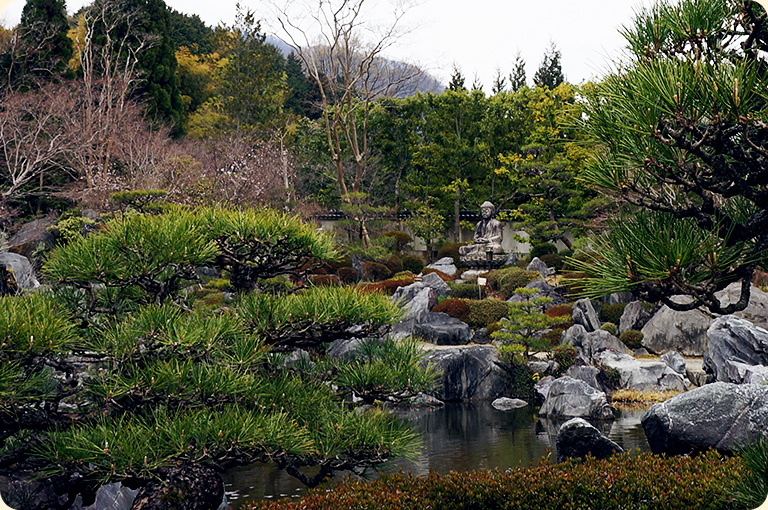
[477,277,487,286]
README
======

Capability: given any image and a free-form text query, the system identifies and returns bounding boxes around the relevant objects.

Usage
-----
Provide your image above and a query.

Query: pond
[221,402,650,507]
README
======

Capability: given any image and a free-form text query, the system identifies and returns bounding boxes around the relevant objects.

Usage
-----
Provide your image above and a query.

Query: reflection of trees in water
[221,404,651,507]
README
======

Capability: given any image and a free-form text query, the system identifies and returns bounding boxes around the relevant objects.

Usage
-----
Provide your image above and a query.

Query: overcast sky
[0,0,650,91]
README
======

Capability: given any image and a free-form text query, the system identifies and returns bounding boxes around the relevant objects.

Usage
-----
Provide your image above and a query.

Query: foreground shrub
[545,304,573,318]
[551,344,577,373]
[540,252,563,271]
[249,450,746,510]
[530,242,558,259]
[336,267,356,284]
[384,254,403,275]
[485,267,539,299]
[601,322,619,336]
[619,329,644,350]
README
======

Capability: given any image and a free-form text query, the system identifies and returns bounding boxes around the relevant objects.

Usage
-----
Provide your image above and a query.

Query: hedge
[248,450,746,510]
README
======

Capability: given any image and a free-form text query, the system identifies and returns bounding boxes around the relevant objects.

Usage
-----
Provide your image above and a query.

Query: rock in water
[556,417,623,462]
[491,397,528,410]
[642,382,768,455]
[424,346,507,401]
[539,376,614,419]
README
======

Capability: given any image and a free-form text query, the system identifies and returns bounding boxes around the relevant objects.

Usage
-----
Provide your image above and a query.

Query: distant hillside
[266,35,444,96]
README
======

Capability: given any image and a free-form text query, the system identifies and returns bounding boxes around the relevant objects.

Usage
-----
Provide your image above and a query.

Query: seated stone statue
[459,201,504,264]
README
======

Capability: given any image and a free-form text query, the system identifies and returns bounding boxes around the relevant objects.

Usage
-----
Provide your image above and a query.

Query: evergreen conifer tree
[509,51,526,91]
[533,41,563,89]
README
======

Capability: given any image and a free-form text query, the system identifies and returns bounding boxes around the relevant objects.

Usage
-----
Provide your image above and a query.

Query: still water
[221,403,650,507]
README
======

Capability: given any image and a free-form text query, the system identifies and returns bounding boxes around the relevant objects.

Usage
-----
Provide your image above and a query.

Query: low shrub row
[249,450,747,510]
[433,298,508,328]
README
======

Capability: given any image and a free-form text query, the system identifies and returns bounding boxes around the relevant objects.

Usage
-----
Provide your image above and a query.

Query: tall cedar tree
[167,7,214,55]
[533,41,563,89]
[90,0,184,128]
[2,0,73,90]
[509,51,526,91]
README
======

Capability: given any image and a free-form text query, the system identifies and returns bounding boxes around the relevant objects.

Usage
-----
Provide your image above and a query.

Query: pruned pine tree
[1,207,436,504]
[575,0,768,314]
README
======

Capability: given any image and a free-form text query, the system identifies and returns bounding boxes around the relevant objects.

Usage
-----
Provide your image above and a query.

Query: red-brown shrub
[433,298,470,322]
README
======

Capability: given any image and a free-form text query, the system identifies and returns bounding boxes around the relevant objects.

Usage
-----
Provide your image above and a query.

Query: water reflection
[221,403,650,507]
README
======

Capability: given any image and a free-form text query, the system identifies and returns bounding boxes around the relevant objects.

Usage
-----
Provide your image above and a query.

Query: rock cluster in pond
[556,417,624,462]
[492,397,528,410]
[642,382,768,455]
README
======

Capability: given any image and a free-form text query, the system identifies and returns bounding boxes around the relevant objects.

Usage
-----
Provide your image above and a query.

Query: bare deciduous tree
[269,0,420,198]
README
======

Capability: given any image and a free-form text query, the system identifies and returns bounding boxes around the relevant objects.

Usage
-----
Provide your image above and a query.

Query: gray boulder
[526,257,554,278]
[492,397,528,410]
[424,345,507,401]
[414,312,472,345]
[595,351,687,392]
[723,360,768,385]
[426,257,457,277]
[326,338,365,359]
[704,315,768,382]
[565,365,603,392]
[534,375,556,402]
[641,299,710,355]
[602,292,635,305]
[561,325,632,363]
[718,283,768,330]
[639,283,768,356]
[539,376,614,419]
[572,299,600,333]
[556,417,624,462]
[71,482,139,510]
[420,271,451,298]
[619,301,652,333]
[7,218,56,259]
[0,252,39,291]
[642,382,768,454]
[660,351,687,375]
[471,328,492,345]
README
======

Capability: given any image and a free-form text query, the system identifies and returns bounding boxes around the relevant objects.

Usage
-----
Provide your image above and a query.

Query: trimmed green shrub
[401,254,424,274]
[619,329,644,349]
[337,267,357,284]
[485,321,502,336]
[497,342,526,365]
[530,242,557,259]
[545,304,573,318]
[601,303,628,325]
[361,261,392,282]
[485,267,539,299]
[384,254,403,275]
[422,268,454,282]
[466,299,509,328]
[380,231,413,252]
[309,274,341,287]
[432,298,470,323]
[450,283,481,299]
[601,322,619,336]
[540,252,563,271]
[436,242,465,265]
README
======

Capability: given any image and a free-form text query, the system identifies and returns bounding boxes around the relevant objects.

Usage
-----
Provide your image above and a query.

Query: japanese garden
[1,0,768,509]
